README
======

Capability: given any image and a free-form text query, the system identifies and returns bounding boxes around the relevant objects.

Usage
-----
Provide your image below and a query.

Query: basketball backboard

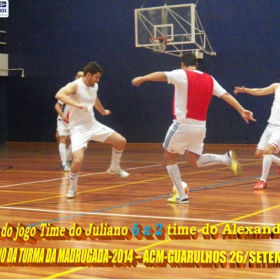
[135,4,216,58]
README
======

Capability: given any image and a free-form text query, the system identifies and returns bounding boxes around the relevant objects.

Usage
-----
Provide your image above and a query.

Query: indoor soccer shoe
[66,189,76,198]
[62,164,70,172]
[227,150,242,176]
[107,167,129,178]
[167,195,189,204]
[172,181,189,195]
[254,180,267,190]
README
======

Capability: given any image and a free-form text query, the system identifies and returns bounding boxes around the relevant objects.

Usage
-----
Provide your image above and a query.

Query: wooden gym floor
[0,142,280,279]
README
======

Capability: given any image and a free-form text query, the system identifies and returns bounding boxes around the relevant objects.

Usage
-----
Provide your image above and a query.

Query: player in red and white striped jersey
[132,53,256,204]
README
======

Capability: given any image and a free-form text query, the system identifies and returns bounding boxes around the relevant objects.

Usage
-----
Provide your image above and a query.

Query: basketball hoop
[149,37,168,53]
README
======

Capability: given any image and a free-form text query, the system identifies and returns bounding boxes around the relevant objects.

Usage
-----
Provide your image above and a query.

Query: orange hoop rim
[149,37,169,44]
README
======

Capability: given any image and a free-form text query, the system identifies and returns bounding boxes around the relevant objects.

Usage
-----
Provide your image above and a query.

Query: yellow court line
[45,201,280,279]
[0,167,222,207]
[239,161,262,167]
[44,267,84,279]
[0,190,60,195]
[45,161,272,279]
[31,160,265,279]
[215,204,280,226]
[1,160,262,174]
[44,161,275,279]
[132,202,280,252]
[0,160,264,208]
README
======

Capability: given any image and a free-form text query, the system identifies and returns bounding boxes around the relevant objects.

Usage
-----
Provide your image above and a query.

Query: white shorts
[163,119,206,155]
[57,119,70,137]
[257,123,280,153]
[70,121,114,153]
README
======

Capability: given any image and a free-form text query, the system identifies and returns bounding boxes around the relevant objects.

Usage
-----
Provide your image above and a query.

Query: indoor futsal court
[0,142,280,279]
[1,0,280,279]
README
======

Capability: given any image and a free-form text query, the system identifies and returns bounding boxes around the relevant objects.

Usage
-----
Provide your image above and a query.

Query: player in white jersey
[55,71,84,171]
[55,61,129,198]
[234,83,280,190]
[132,53,256,204]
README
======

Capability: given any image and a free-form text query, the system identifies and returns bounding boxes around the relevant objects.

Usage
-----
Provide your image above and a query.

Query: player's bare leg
[104,132,129,178]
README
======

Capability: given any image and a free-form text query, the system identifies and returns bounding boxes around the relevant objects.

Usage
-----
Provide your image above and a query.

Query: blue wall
[1,0,280,143]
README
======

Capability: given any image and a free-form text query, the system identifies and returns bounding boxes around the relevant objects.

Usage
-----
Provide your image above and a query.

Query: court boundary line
[0,163,165,189]
[1,205,278,226]
[44,201,280,279]
[0,160,261,190]
[0,159,267,278]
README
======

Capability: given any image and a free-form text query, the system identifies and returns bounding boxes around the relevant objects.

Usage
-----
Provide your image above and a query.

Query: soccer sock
[271,155,280,165]
[260,155,272,182]
[196,153,228,167]
[69,172,80,190]
[166,164,186,197]
[59,143,67,165]
[66,144,72,162]
[109,148,123,170]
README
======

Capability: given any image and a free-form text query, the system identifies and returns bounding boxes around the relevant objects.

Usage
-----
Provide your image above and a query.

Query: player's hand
[132,77,144,86]
[234,86,246,94]
[241,110,256,124]
[102,109,112,116]
[62,115,68,123]
[75,103,88,111]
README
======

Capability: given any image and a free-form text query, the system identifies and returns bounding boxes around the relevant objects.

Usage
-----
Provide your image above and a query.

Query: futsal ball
[172,181,189,195]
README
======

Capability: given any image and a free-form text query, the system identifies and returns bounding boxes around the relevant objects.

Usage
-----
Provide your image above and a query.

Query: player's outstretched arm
[234,84,278,96]
[132,72,167,86]
[220,92,256,124]
[240,110,257,124]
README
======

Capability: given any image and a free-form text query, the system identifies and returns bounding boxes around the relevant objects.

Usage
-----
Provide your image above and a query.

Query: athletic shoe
[172,181,189,195]
[227,150,242,176]
[254,180,267,190]
[107,167,129,178]
[62,164,70,172]
[167,195,189,204]
[66,189,76,198]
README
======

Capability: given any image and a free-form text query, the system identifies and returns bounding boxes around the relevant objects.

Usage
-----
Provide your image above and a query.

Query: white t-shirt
[268,84,280,125]
[67,77,97,129]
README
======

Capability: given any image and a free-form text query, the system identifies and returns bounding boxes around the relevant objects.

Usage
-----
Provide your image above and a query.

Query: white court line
[0,161,188,189]
[0,163,166,189]
[0,206,276,226]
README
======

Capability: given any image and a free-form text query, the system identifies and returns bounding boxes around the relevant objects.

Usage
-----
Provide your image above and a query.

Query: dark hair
[83,61,103,75]
[181,52,197,67]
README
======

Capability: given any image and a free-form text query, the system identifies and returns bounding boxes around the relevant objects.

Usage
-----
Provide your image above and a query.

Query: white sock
[271,155,280,165]
[260,155,272,182]
[70,172,80,191]
[166,164,186,198]
[66,144,72,162]
[109,148,123,170]
[59,143,67,165]
[197,153,228,167]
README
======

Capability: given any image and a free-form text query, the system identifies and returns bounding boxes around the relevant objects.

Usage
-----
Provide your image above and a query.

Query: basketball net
[149,37,168,53]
